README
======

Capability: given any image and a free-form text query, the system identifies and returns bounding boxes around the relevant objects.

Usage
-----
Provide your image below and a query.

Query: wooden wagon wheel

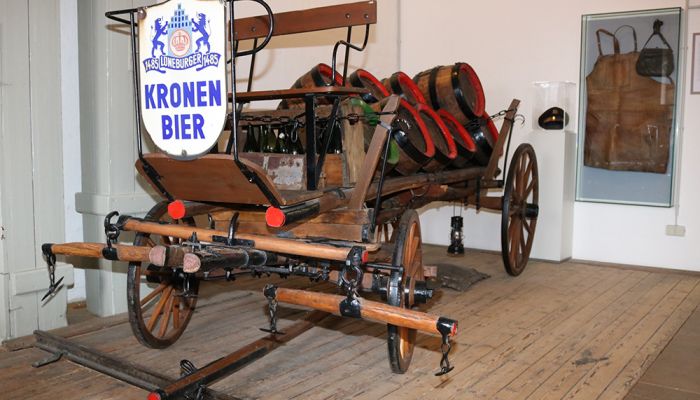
[127,201,200,348]
[386,210,423,373]
[501,143,539,276]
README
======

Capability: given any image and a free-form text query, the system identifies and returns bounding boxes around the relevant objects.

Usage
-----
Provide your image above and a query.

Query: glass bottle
[327,120,343,154]
[242,125,259,152]
[275,124,291,154]
[260,124,277,153]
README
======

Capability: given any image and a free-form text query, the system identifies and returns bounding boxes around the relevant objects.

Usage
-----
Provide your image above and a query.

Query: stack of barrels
[278,62,499,175]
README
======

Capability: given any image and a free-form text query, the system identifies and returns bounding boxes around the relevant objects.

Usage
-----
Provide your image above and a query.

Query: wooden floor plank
[524,273,683,400]
[496,271,658,399]
[598,279,700,399]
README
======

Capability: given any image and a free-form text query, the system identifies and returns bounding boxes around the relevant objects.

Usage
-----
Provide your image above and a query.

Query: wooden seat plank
[136,153,322,206]
[233,1,377,41]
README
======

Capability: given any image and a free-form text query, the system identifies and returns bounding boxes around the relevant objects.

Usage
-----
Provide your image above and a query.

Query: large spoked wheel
[501,143,539,276]
[387,210,423,373]
[127,201,199,348]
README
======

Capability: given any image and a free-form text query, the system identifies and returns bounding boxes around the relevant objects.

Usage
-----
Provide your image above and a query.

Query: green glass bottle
[275,124,291,154]
[327,120,343,154]
[242,125,259,152]
[260,124,277,153]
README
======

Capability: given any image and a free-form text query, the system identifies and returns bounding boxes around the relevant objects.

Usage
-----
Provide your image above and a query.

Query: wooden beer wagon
[37,1,539,398]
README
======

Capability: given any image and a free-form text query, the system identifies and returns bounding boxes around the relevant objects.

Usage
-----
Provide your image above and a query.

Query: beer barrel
[413,63,485,125]
[348,69,390,104]
[415,104,457,173]
[464,113,499,167]
[278,63,343,109]
[382,71,427,106]
[437,109,477,169]
[373,98,435,175]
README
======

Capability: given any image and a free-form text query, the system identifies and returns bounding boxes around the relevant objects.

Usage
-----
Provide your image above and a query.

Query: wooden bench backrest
[233,1,377,41]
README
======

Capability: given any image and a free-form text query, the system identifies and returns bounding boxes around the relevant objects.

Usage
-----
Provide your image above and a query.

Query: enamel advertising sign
[138,0,227,159]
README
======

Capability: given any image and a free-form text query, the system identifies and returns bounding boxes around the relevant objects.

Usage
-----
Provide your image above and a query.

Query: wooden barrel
[413,63,486,125]
[373,98,435,175]
[437,109,477,169]
[415,104,457,173]
[278,63,343,109]
[382,71,427,106]
[464,113,499,167]
[348,69,390,104]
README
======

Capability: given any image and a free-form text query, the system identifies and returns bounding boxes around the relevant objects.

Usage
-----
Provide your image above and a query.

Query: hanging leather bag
[636,19,675,77]
[584,26,675,174]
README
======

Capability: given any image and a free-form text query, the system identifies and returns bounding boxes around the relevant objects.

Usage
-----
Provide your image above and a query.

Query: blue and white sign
[139,0,227,159]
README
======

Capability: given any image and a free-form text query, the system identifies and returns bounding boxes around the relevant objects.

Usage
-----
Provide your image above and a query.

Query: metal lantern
[447,216,464,256]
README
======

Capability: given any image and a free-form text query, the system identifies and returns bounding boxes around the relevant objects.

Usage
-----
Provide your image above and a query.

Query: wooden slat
[348,95,400,209]
[484,99,520,180]
[233,1,377,41]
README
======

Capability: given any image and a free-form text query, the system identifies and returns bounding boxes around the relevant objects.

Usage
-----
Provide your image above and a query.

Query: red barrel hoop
[373,98,435,175]
[383,71,427,106]
[415,104,457,173]
[348,69,390,104]
[437,109,477,169]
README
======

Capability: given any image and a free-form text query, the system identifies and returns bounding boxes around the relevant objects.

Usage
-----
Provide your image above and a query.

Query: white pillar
[76,0,157,317]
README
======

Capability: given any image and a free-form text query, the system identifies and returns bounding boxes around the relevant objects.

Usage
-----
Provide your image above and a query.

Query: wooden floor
[2,245,699,400]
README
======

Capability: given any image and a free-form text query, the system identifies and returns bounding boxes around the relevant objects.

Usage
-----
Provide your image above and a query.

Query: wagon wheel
[127,201,200,348]
[501,143,539,276]
[387,210,423,373]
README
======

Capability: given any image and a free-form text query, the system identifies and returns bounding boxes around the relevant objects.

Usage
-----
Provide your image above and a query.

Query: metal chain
[238,111,394,128]
[436,334,455,376]
[267,295,279,334]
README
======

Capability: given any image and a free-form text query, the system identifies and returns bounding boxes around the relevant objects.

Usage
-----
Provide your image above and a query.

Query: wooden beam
[233,1,377,41]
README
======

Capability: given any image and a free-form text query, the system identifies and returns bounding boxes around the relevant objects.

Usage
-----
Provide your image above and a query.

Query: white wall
[400,0,700,272]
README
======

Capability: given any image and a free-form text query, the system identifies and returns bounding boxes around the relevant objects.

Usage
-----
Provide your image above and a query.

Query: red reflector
[167,200,186,220]
[361,250,369,264]
[147,392,161,400]
[451,322,458,337]
[265,207,286,228]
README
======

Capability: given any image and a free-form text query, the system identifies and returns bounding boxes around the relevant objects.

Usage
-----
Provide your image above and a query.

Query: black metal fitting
[339,296,362,318]
[413,280,434,304]
[263,284,277,300]
[524,203,539,219]
[103,211,123,250]
[102,247,119,261]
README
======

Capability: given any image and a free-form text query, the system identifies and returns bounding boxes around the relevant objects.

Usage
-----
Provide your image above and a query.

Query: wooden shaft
[49,243,151,263]
[273,287,457,337]
[121,219,353,262]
